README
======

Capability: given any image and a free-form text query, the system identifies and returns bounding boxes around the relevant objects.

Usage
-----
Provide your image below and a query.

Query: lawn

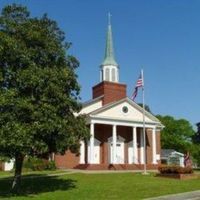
[0,170,67,177]
[0,172,199,200]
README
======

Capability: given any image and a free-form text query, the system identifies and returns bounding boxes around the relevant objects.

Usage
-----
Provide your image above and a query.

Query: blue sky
[1,0,200,126]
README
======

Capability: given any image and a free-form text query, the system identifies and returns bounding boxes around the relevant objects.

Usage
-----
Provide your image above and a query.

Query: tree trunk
[11,153,24,194]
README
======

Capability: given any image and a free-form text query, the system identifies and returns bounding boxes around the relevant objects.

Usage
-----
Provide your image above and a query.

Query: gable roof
[89,97,162,124]
[82,95,103,108]
[78,96,103,115]
[161,149,184,159]
[161,149,175,158]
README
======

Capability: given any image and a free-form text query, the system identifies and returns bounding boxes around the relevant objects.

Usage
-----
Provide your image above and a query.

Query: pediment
[90,97,160,124]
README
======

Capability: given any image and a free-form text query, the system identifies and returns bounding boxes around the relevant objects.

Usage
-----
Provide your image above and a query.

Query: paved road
[146,190,200,200]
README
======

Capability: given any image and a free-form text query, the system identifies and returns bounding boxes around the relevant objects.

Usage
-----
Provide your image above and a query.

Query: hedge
[158,165,193,174]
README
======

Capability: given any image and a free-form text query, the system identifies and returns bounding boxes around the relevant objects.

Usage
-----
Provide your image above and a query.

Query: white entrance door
[109,136,125,164]
[88,138,100,164]
[93,144,100,164]
[116,143,124,163]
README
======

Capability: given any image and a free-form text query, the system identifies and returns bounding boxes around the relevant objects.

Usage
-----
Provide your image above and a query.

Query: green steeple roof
[101,14,118,66]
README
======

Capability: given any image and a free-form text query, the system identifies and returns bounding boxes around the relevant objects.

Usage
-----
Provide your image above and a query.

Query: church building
[55,18,163,170]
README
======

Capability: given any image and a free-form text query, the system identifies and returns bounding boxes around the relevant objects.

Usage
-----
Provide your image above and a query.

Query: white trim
[109,68,112,82]
[89,97,162,125]
[89,123,95,164]
[89,117,158,129]
[112,125,117,164]
[133,126,138,164]
[140,128,144,164]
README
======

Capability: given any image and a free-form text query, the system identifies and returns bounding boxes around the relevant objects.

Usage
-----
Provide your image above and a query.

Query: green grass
[0,169,67,178]
[0,172,199,200]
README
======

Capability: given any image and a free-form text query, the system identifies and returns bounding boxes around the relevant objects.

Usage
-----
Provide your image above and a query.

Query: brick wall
[92,81,126,105]
[55,150,80,169]
[95,124,112,164]
[146,129,153,164]
[156,130,161,164]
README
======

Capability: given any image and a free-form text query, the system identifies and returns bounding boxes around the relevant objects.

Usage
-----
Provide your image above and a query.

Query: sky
[0,0,200,127]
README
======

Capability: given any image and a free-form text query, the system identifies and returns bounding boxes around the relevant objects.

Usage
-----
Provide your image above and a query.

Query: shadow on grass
[0,174,76,198]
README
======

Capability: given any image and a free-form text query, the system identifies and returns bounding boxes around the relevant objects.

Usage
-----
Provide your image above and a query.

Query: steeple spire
[101,13,118,66]
[100,14,119,83]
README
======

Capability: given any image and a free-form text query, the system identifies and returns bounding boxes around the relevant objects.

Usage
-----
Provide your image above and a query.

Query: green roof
[101,16,118,66]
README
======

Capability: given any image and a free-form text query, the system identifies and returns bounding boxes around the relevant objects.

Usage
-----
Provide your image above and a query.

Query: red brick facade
[55,150,80,169]
[92,81,126,105]
[55,125,161,169]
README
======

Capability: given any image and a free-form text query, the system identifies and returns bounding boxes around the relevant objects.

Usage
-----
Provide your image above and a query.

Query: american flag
[131,72,143,101]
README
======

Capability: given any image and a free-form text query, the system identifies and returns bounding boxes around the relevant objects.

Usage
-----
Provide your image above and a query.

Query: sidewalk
[65,169,158,173]
[146,190,200,200]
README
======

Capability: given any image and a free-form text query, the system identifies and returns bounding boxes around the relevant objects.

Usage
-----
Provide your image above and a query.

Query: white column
[132,126,138,164]
[80,140,85,164]
[140,128,144,164]
[109,68,112,82]
[89,123,94,164]
[112,125,117,164]
[152,127,157,164]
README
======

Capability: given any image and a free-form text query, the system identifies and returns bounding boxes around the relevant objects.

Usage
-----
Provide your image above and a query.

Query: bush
[45,161,56,170]
[158,165,193,174]
[23,157,56,171]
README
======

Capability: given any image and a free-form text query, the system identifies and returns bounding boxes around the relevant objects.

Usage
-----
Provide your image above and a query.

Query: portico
[81,117,159,166]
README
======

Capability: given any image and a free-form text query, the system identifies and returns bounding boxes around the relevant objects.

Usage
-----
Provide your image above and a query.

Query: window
[112,68,115,82]
[105,68,109,81]
[101,69,103,81]
[122,106,128,113]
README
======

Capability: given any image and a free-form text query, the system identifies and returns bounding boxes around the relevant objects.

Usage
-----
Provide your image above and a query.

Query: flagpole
[141,69,147,175]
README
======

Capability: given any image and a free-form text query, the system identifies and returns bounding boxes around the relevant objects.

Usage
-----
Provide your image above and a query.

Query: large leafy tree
[0,4,89,192]
[191,123,200,166]
[192,123,200,143]
[156,115,195,153]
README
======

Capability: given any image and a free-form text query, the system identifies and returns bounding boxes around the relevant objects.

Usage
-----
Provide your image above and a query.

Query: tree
[156,115,195,153]
[138,103,152,113]
[191,123,200,166]
[0,4,89,193]
[192,123,200,143]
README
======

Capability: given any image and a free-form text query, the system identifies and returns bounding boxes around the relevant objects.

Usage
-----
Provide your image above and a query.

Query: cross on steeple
[108,12,111,26]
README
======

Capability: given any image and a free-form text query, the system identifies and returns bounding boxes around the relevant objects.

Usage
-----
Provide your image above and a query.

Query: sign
[168,156,180,166]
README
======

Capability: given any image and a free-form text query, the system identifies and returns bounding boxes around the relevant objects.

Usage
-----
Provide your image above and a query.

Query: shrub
[45,161,56,170]
[158,165,193,174]
[23,157,56,171]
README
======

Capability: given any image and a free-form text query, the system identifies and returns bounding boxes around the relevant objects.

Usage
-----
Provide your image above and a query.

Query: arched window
[105,68,109,81]
[112,68,115,82]
[101,69,103,81]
